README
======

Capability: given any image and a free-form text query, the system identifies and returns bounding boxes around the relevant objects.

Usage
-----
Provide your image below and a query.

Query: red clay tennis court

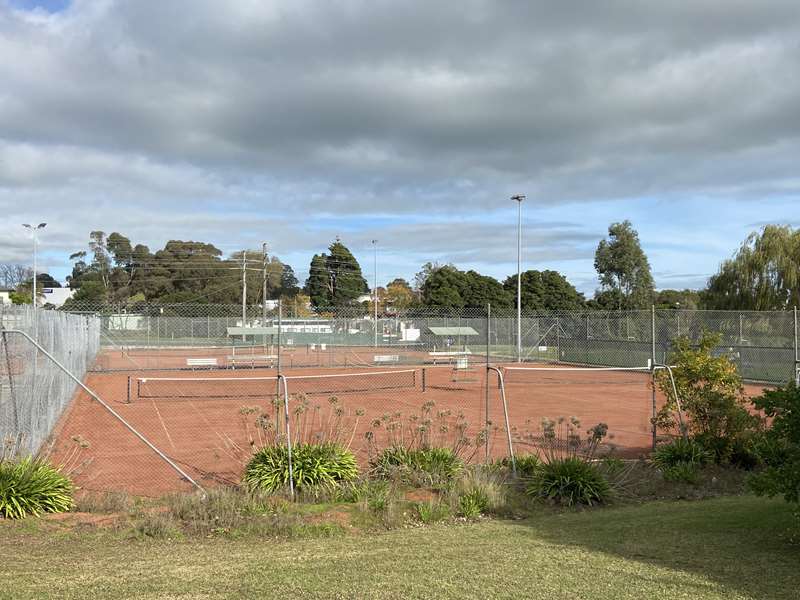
[49,354,769,497]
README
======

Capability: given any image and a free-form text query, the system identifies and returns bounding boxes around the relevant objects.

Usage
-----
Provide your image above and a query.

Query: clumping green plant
[749,384,800,513]
[415,500,451,524]
[663,462,702,485]
[652,437,712,470]
[507,454,541,478]
[527,457,611,507]
[371,446,463,484]
[448,466,508,515]
[523,417,612,507]
[244,442,358,493]
[654,331,763,464]
[0,456,73,519]
[457,489,489,519]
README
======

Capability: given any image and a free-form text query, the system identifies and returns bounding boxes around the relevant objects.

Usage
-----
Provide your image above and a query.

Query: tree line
[3,222,799,312]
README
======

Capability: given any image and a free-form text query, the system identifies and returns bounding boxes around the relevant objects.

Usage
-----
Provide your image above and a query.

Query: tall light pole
[241,250,247,328]
[372,240,378,348]
[262,243,269,326]
[511,195,525,363]
[22,223,46,314]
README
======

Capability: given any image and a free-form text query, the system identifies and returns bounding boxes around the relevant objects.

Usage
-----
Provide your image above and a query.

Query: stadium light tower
[22,223,46,313]
[511,195,525,363]
[372,240,378,348]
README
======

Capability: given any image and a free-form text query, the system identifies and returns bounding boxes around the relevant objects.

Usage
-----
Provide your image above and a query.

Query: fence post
[651,305,657,451]
[794,306,798,385]
[555,315,560,362]
[276,299,283,431]
[485,303,491,463]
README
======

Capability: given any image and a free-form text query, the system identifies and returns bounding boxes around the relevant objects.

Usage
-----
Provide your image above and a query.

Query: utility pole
[372,240,378,348]
[511,195,525,363]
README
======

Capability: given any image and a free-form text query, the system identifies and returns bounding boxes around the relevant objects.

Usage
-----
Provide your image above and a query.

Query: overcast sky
[2,0,799,294]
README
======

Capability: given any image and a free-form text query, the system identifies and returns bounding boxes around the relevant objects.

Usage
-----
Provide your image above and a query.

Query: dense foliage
[527,457,611,506]
[703,225,800,310]
[64,231,299,306]
[371,446,463,483]
[593,220,655,310]
[305,241,369,308]
[654,331,762,464]
[244,443,358,493]
[420,265,513,310]
[0,457,73,519]
[652,438,712,470]
[502,270,585,310]
[749,384,800,506]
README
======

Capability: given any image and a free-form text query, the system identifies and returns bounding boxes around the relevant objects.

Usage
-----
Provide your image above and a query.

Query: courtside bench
[427,350,472,365]
[373,354,400,365]
[227,354,277,369]
[186,358,218,370]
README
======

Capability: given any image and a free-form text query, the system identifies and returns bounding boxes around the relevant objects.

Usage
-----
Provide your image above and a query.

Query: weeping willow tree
[703,225,800,310]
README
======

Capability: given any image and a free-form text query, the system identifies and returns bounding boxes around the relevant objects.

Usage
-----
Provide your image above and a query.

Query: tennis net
[501,365,652,386]
[131,369,419,401]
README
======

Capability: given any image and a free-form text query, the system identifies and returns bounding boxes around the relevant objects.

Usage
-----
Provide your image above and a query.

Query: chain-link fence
[4,301,797,496]
[0,305,100,455]
[60,301,800,384]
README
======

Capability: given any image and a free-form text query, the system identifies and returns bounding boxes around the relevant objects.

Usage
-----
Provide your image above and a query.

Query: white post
[372,239,378,348]
[32,232,37,309]
[22,223,46,339]
[241,250,247,329]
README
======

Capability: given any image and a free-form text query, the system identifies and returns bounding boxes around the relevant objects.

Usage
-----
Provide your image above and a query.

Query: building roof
[428,326,479,336]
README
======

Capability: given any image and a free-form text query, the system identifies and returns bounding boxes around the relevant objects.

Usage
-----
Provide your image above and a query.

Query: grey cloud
[1,0,799,288]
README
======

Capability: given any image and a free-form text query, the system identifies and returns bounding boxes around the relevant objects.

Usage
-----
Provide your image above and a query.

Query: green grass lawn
[0,495,797,599]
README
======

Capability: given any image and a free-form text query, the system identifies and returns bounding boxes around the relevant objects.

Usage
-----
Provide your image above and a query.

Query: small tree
[654,331,762,463]
[749,384,800,508]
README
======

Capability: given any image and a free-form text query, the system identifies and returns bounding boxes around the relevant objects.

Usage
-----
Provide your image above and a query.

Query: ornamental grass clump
[528,456,611,507]
[524,417,613,507]
[244,442,358,493]
[371,446,463,484]
[0,456,73,519]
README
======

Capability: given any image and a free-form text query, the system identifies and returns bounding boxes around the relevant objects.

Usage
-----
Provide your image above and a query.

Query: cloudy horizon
[2,0,799,295]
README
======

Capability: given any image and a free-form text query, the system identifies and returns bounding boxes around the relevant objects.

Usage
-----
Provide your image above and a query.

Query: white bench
[186,358,218,369]
[374,354,400,365]
[427,350,472,365]
[227,354,277,369]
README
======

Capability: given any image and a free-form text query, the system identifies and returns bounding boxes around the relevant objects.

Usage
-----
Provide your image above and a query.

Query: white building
[40,286,75,308]
[0,287,12,304]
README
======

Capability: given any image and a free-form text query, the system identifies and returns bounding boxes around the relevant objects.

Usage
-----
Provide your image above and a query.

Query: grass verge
[0,495,797,599]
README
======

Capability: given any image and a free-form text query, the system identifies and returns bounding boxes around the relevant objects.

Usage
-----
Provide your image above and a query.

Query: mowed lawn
[0,495,797,599]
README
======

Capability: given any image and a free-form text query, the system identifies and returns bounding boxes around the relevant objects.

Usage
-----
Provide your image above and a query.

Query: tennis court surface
[50,356,715,496]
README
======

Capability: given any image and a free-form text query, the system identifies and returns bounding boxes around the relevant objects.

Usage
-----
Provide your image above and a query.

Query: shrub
[654,331,763,463]
[652,438,711,470]
[508,454,541,478]
[0,457,73,519]
[457,489,489,518]
[371,446,463,484]
[527,457,611,507]
[244,443,358,493]
[663,462,701,485]
[414,500,451,524]
[749,384,800,507]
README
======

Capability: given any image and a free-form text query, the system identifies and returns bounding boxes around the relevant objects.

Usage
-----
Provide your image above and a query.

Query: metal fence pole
[485,303,491,463]
[651,305,657,450]
[276,299,283,431]
[795,306,798,385]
